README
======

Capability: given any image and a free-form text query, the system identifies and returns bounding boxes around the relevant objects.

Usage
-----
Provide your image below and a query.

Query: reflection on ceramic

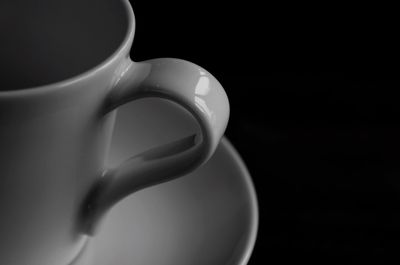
[73,138,258,265]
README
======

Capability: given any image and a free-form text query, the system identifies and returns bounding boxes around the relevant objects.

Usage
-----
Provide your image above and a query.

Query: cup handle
[81,58,229,235]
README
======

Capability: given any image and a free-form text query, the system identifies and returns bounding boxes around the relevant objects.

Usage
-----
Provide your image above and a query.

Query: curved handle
[81,58,229,234]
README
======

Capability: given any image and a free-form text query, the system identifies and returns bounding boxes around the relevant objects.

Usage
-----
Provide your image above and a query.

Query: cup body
[0,0,133,264]
[0,57,128,265]
[0,1,230,264]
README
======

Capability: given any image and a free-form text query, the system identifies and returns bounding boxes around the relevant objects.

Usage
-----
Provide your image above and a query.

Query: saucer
[74,99,258,265]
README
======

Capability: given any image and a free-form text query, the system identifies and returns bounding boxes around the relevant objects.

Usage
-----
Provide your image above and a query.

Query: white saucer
[74,99,258,265]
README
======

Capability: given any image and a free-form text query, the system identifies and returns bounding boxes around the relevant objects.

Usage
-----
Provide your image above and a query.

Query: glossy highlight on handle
[81,58,229,234]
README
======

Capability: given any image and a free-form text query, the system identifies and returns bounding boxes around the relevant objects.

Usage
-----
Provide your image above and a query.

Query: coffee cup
[0,0,229,264]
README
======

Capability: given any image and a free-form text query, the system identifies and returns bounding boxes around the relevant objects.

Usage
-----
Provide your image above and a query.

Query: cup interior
[0,0,129,91]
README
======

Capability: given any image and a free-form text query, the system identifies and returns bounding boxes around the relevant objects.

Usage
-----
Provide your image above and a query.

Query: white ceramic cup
[0,0,229,264]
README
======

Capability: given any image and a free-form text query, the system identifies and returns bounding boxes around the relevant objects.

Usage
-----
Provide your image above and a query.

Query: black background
[129,1,400,264]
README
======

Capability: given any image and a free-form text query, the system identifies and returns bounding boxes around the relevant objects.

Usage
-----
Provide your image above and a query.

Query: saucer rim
[221,137,259,265]
[73,137,259,265]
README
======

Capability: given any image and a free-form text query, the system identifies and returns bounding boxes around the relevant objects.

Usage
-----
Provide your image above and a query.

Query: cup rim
[0,0,135,98]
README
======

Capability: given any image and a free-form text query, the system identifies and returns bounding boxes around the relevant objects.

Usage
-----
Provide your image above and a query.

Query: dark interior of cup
[0,0,129,91]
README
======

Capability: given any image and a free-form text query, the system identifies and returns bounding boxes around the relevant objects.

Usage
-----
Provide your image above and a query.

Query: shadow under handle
[81,58,230,235]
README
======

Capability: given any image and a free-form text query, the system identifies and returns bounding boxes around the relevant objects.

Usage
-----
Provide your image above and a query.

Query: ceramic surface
[69,125,257,265]
[77,100,257,265]
[88,138,257,265]
[0,0,228,264]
